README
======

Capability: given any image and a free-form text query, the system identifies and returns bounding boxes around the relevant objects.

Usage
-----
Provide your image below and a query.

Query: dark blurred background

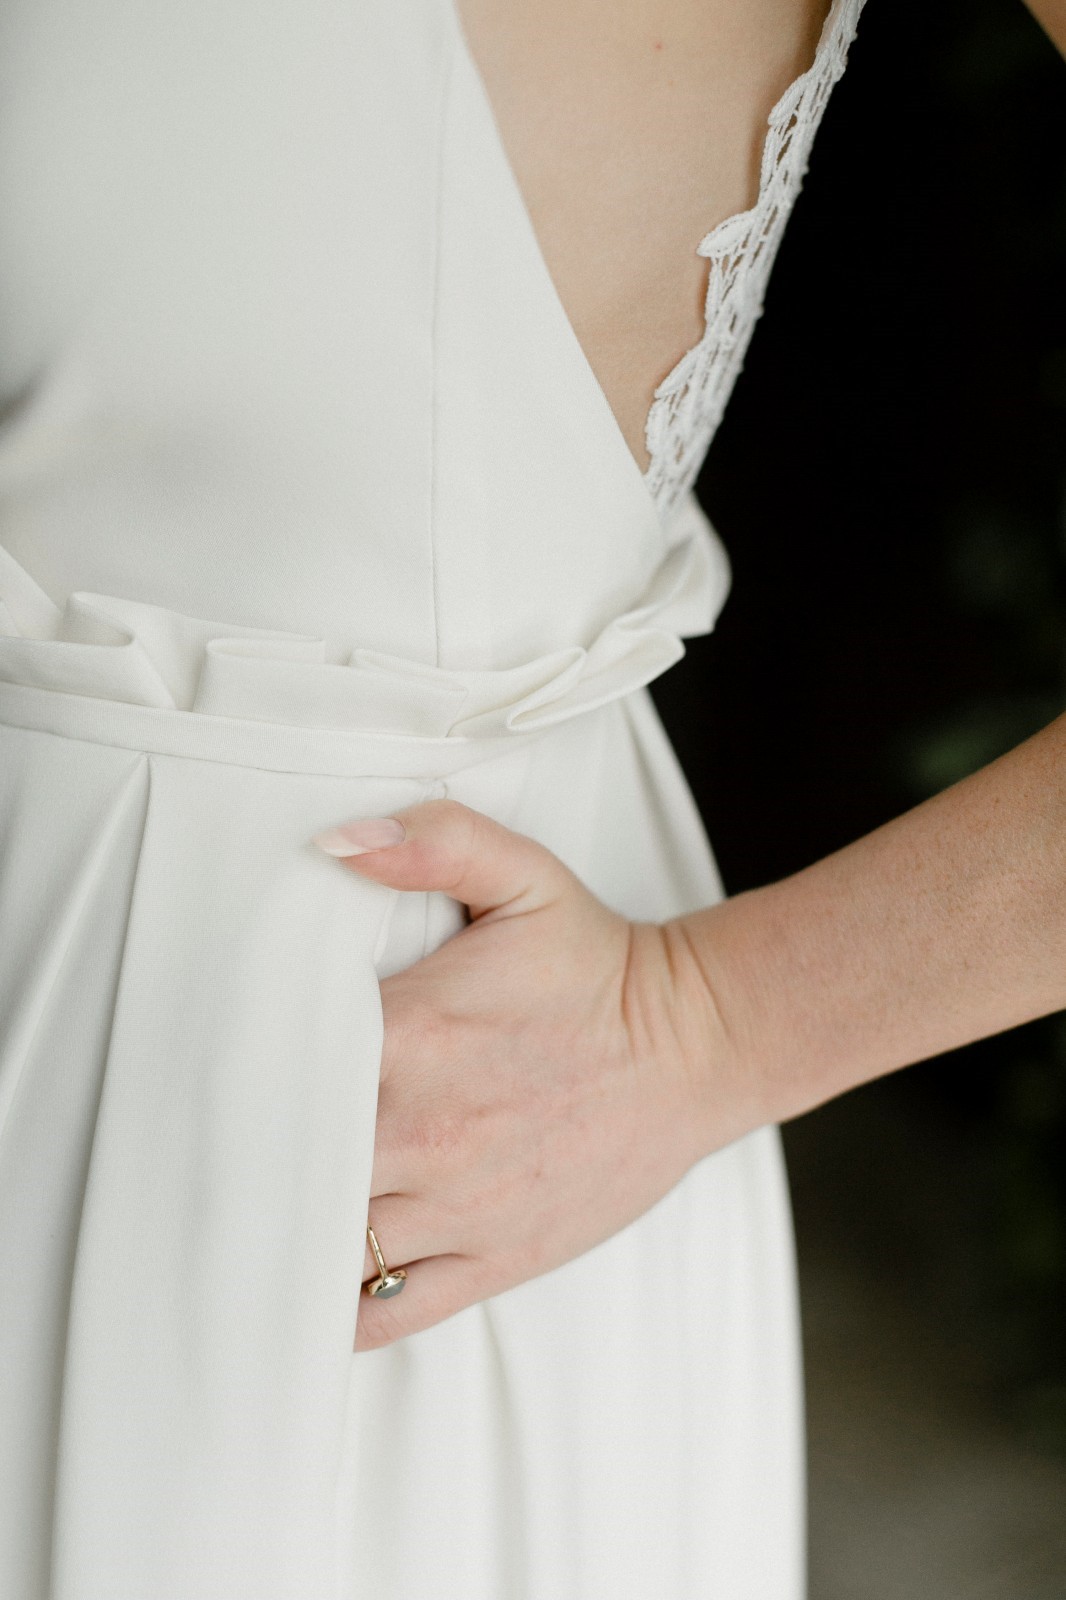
[649,0,1066,1591]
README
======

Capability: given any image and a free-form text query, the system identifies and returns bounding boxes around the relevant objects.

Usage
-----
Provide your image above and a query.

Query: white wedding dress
[0,1,865,1595]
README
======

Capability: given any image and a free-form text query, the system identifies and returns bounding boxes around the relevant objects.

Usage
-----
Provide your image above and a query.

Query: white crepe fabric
[0,1,856,1595]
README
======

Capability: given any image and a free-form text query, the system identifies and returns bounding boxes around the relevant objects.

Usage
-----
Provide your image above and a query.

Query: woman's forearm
[671,709,1066,1137]
[1023,0,1066,60]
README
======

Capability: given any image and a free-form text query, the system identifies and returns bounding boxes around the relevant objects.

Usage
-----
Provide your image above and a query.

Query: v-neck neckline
[441,0,665,532]
[442,0,853,519]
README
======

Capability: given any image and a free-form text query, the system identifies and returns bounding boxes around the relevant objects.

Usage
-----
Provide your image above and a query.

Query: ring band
[365,1223,408,1299]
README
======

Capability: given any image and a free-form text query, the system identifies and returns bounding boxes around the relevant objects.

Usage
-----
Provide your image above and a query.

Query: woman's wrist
[662,709,1066,1151]
[666,884,834,1143]
[646,900,779,1158]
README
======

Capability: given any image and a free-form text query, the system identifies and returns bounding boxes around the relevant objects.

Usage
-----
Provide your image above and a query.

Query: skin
[1025,0,1066,57]
[456,0,829,470]
[314,0,1066,1351]
[325,804,727,1346]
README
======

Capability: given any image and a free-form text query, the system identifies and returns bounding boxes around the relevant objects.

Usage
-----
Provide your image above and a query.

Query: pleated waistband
[0,496,729,776]
[0,676,555,779]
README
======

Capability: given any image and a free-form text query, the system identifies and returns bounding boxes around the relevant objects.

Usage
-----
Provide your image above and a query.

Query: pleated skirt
[0,674,804,1599]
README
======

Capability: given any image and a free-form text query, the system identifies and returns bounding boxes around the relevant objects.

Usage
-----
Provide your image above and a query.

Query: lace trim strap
[643,0,867,516]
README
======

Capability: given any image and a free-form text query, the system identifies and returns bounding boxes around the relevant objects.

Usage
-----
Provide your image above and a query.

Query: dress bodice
[0,0,865,704]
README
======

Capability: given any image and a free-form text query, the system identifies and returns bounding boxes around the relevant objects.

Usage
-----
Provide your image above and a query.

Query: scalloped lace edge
[643,0,867,517]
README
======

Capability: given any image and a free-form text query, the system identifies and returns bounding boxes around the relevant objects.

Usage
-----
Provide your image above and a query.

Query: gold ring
[365,1223,408,1299]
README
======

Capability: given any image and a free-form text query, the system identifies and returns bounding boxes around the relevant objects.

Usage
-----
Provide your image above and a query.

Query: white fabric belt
[0,501,729,775]
[0,677,559,779]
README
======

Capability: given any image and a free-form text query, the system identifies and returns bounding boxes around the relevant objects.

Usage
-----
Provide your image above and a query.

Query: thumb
[310,797,572,919]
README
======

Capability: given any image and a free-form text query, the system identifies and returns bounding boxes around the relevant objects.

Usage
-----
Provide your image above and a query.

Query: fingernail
[312,817,407,856]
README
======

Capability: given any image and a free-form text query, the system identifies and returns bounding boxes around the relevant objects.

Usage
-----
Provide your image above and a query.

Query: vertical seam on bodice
[429,33,459,671]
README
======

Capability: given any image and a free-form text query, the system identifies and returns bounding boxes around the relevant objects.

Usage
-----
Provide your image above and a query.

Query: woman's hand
[312,798,738,1352]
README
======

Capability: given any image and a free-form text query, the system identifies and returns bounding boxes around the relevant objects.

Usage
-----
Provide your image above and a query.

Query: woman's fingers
[314,796,574,919]
[312,796,695,1352]
[360,1194,448,1284]
[354,1253,492,1353]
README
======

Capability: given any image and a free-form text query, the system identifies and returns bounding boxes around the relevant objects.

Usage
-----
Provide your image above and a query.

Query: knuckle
[440,805,482,895]
[409,1102,468,1167]
[383,989,435,1047]
[424,796,477,842]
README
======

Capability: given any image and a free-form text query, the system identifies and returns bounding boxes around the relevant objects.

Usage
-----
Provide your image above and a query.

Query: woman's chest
[455,0,831,470]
